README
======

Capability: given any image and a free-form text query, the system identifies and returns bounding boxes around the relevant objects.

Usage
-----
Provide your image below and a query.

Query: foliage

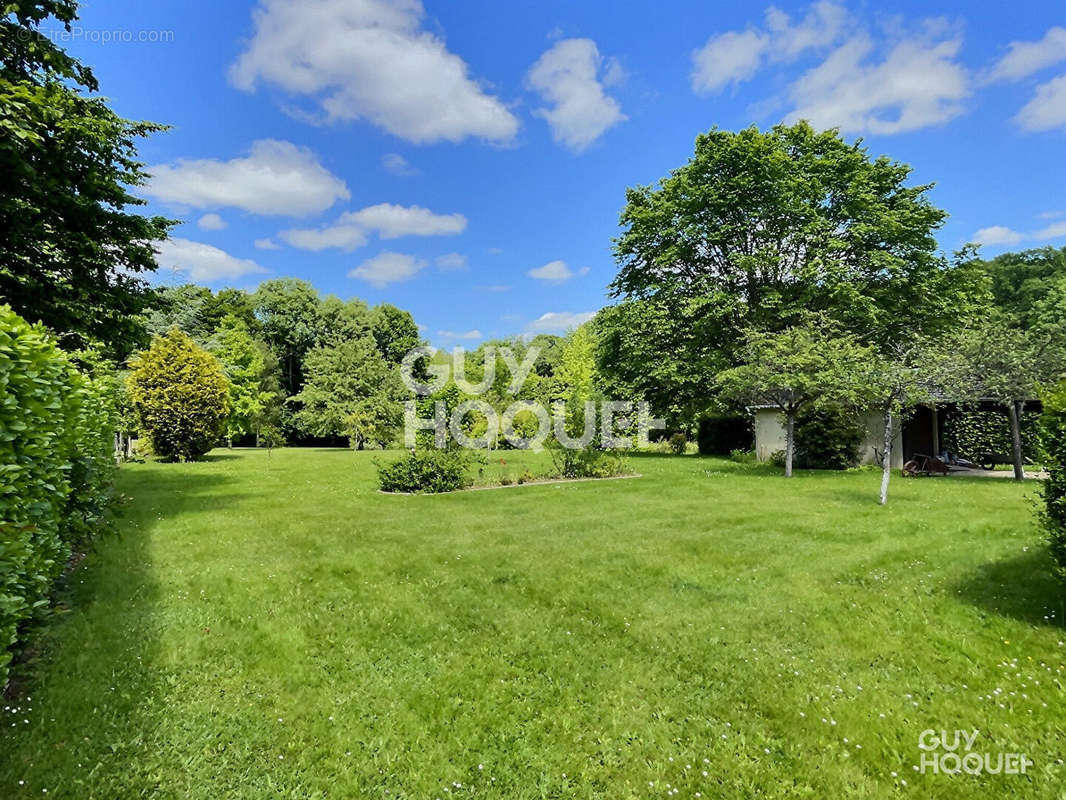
[257,423,284,452]
[975,246,1066,329]
[697,415,754,455]
[792,406,863,470]
[0,305,118,689]
[126,329,231,461]
[290,336,404,448]
[0,1,174,355]
[211,316,281,443]
[604,123,987,420]
[716,320,873,476]
[1041,380,1066,582]
[376,448,474,493]
[667,432,688,455]
[371,303,421,365]
[251,279,325,396]
[943,408,1042,464]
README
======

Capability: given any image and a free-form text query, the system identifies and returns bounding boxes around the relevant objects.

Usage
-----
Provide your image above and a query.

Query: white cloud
[348,251,426,287]
[382,153,418,176]
[145,139,349,216]
[986,27,1066,83]
[972,226,1025,246]
[281,203,466,251]
[197,213,227,231]
[437,329,481,340]
[524,311,596,334]
[436,252,468,271]
[1014,74,1066,131]
[229,0,519,145]
[691,1,848,93]
[785,30,969,134]
[155,238,267,282]
[527,38,626,152]
[690,3,968,135]
[254,238,282,250]
[527,259,589,283]
[479,284,511,293]
[971,218,1066,247]
[691,30,769,93]
[1035,220,1066,240]
[348,203,466,238]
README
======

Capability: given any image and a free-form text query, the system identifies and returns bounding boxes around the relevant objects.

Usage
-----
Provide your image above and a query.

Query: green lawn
[2,449,1064,798]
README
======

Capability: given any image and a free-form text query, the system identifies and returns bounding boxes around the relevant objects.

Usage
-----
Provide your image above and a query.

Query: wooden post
[930,404,940,457]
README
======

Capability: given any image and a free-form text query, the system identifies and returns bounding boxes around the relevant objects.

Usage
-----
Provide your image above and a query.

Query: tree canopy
[0,0,173,354]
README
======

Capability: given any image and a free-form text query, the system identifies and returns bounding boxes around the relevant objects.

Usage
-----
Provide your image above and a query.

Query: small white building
[753,408,904,468]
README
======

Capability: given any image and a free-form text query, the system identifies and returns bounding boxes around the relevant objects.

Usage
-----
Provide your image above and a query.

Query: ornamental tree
[717,321,872,477]
[126,328,230,461]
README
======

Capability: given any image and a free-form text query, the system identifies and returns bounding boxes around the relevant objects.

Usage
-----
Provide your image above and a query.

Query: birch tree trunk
[1007,400,1025,481]
[784,412,795,478]
[880,408,893,505]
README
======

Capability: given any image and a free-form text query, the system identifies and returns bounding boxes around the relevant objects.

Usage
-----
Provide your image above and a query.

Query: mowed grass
[2,449,1064,799]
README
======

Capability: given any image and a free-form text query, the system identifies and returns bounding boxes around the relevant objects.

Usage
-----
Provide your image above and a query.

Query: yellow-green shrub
[0,306,119,689]
[126,329,230,461]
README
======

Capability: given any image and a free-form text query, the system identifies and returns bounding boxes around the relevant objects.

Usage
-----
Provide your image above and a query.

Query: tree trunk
[784,412,795,478]
[1007,400,1025,481]
[880,408,893,506]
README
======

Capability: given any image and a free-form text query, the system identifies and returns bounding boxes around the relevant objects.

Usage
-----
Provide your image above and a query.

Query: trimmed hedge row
[0,306,119,689]
[1042,381,1066,583]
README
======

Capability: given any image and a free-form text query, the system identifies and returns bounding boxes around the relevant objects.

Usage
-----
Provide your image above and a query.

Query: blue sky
[51,0,1066,345]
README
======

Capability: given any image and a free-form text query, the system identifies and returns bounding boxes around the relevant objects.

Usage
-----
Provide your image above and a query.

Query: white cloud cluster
[281,203,466,252]
[691,3,969,134]
[691,1,847,93]
[524,310,595,334]
[229,0,519,145]
[527,260,589,283]
[785,30,969,134]
[527,38,626,152]
[972,216,1066,248]
[145,140,350,216]
[155,238,267,282]
[985,27,1066,132]
[438,329,482,340]
[348,252,427,287]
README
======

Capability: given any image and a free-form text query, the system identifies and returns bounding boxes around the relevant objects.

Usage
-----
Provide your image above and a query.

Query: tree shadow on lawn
[954,546,1066,628]
[0,469,244,795]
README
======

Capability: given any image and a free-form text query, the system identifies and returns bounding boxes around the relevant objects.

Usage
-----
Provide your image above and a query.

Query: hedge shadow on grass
[954,547,1065,628]
[0,468,244,795]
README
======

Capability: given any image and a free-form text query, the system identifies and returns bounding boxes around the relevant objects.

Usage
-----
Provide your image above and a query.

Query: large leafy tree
[371,302,421,365]
[290,336,404,448]
[252,279,323,396]
[1,1,173,354]
[211,316,281,445]
[605,123,985,419]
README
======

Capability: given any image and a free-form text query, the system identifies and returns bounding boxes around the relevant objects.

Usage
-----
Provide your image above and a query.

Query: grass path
[1,449,1063,798]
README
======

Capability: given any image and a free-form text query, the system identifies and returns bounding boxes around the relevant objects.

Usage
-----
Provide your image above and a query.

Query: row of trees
[592,123,1066,501]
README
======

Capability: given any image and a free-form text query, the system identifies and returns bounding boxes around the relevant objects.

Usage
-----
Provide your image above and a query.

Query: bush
[377,449,474,493]
[793,406,863,470]
[697,416,754,455]
[942,407,1042,465]
[667,432,688,455]
[126,328,231,461]
[0,307,119,690]
[1041,381,1066,583]
[730,448,757,464]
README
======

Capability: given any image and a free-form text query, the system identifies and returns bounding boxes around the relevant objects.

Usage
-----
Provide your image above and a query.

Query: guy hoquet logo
[917,729,1032,775]
[399,346,664,450]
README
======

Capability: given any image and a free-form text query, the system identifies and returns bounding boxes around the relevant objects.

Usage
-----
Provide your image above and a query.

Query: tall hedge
[127,328,230,461]
[1041,381,1066,582]
[0,306,119,689]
